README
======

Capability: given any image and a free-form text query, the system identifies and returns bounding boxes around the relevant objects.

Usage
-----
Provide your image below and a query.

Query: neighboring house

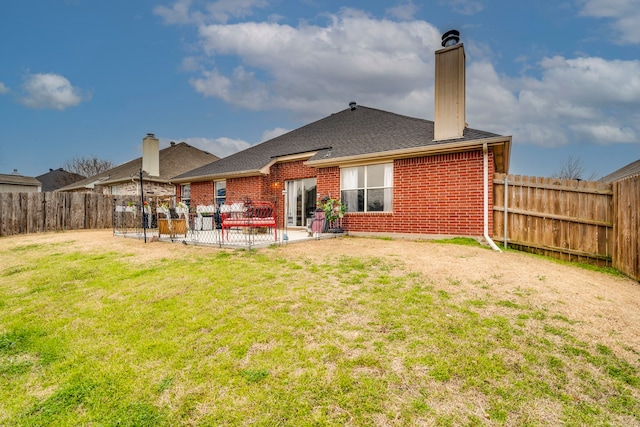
[36,168,85,192]
[59,135,219,201]
[0,170,41,193]
[600,159,640,182]
[172,33,512,239]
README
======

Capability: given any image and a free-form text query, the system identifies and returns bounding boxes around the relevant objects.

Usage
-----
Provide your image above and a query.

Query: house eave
[174,152,320,183]
[172,169,264,184]
[306,136,512,172]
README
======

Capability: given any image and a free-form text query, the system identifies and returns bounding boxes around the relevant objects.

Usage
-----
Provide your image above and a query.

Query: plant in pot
[321,196,346,232]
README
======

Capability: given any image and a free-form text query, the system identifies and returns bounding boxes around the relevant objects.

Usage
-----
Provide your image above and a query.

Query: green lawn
[0,238,639,426]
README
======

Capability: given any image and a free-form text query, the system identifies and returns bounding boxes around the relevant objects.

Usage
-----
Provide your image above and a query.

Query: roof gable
[600,159,640,182]
[0,173,41,187]
[36,168,85,192]
[59,142,220,191]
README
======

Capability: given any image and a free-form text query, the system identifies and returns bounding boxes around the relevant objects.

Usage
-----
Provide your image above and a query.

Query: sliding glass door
[285,178,317,227]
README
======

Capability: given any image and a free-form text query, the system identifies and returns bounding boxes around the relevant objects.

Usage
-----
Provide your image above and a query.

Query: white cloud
[570,123,637,144]
[154,0,194,24]
[0,82,9,94]
[154,0,268,25]
[19,73,86,110]
[191,9,440,119]
[466,55,640,146]
[261,127,289,142]
[166,5,640,150]
[386,1,419,21]
[579,0,640,44]
[162,136,251,158]
[204,0,268,24]
[440,0,484,15]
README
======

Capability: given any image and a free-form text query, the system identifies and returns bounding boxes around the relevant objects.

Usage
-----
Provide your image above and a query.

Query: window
[341,164,393,212]
[214,180,226,207]
[180,184,191,206]
[110,184,122,195]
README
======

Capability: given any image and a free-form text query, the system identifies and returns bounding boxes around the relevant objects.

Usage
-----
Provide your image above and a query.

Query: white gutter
[306,136,510,168]
[483,142,502,252]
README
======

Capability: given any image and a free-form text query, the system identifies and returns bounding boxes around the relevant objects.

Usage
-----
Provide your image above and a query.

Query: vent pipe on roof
[349,101,357,111]
[441,29,460,47]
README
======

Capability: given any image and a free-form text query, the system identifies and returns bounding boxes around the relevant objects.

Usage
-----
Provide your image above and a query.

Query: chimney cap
[146,133,155,138]
[349,101,357,111]
[441,29,460,47]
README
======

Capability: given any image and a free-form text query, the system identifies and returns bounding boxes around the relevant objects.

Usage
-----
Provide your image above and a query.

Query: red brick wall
[322,150,494,236]
[226,176,265,202]
[317,166,340,201]
[182,150,495,237]
[265,161,318,227]
[190,181,215,206]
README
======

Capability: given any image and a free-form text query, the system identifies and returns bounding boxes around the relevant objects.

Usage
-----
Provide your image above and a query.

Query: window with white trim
[340,164,393,212]
[181,184,191,206]
[214,180,226,207]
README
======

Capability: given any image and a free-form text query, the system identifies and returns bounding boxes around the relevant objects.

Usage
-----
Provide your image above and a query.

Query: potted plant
[176,202,189,218]
[321,196,346,232]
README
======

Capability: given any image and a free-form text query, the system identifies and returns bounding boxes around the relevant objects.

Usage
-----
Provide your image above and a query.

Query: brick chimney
[142,133,160,177]
[434,30,465,141]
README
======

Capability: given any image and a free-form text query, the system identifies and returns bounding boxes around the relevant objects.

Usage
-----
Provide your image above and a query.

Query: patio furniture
[195,205,218,230]
[158,218,187,237]
[221,201,277,241]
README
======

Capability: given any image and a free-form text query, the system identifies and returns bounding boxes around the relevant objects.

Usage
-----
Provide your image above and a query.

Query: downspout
[483,143,502,252]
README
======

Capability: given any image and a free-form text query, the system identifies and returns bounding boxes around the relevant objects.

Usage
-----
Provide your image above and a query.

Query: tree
[63,155,114,178]
[552,155,597,181]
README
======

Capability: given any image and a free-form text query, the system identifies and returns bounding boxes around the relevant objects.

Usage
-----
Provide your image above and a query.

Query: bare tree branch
[63,155,114,177]
[552,155,597,181]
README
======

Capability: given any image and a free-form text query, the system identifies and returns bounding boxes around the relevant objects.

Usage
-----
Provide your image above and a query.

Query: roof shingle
[175,105,504,181]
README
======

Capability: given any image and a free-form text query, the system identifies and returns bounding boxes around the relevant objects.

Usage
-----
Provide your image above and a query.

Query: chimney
[434,30,465,141]
[142,133,160,177]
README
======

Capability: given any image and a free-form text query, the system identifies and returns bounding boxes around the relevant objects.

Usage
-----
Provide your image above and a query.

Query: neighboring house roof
[59,142,220,191]
[36,168,85,192]
[173,105,510,182]
[0,172,41,187]
[600,159,640,182]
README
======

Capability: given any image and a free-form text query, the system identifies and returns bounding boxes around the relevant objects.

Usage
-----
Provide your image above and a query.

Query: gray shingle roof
[175,105,503,181]
[600,159,640,182]
[59,142,220,191]
[36,168,85,192]
[0,173,41,187]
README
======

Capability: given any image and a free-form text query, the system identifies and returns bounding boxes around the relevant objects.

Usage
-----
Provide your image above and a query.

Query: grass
[0,239,639,426]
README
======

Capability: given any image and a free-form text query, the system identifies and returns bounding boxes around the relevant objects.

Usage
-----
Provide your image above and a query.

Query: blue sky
[1,0,639,179]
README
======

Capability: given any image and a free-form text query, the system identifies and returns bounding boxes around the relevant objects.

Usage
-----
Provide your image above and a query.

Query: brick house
[172,34,511,240]
[59,134,219,200]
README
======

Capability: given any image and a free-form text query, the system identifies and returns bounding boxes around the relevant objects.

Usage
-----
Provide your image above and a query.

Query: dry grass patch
[0,231,639,426]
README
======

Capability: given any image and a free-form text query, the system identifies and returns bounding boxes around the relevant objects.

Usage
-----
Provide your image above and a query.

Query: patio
[113,199,344,249]
[114,225,343,249]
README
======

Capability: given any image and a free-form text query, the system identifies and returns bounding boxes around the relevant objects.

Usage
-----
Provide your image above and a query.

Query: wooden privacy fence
[613,175,640,280]
[0,192,118,237]
[493,173,640,281]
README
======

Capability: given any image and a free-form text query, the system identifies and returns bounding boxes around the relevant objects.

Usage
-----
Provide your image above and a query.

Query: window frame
[340,163,393,213]
[214,180,226,207]
[180,184,191,206]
